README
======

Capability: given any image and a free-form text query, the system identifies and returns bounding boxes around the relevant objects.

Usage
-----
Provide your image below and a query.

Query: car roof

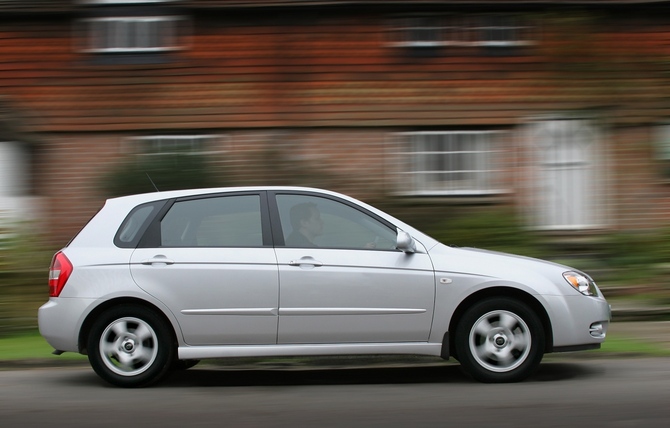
[107,186,343,203]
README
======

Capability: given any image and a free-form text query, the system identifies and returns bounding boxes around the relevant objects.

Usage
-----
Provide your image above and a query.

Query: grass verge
[592,334,670,357]
[0,331,86,362]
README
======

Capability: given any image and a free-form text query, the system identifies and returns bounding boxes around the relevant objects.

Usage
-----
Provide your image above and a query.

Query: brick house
[1,0,669,245]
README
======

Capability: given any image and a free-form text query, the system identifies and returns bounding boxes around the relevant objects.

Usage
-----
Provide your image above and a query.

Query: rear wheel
[87,305,174,388]
[455,297,544,383]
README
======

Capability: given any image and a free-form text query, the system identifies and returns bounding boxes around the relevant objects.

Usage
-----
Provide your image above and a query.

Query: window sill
[391,191,511,205]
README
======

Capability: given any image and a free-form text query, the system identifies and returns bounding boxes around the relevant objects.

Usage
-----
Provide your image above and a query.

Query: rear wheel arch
[447,287,553,359]
[78,298,178,355]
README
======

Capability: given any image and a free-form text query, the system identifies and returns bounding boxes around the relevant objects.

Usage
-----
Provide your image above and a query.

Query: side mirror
[396,230,416,254]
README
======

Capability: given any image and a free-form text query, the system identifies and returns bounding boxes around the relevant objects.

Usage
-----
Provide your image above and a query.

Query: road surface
[1,357,669,427]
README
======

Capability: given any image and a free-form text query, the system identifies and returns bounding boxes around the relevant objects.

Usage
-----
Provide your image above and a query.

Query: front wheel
[455,298,545,383]
[87,305,174,388]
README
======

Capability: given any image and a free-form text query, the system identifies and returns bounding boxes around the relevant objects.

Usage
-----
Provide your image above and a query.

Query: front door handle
[288,257,323,268]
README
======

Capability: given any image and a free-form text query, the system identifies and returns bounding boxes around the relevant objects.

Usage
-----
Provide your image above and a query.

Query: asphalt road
[1,357,669,428]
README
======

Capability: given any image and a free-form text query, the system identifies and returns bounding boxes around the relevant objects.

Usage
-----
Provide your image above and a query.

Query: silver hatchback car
[39,187,610,387]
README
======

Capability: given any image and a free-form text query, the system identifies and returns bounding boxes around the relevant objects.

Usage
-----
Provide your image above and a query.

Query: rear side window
[114,201,165,248]
[160,195,263,247]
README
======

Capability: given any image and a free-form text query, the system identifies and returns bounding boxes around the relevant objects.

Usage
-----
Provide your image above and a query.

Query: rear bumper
[38,298,96,353]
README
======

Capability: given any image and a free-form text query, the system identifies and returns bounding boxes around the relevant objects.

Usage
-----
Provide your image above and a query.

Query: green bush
[600,228,670,285]
[425,209,542,258]
[0,224,53,336]
[101,153,222,197]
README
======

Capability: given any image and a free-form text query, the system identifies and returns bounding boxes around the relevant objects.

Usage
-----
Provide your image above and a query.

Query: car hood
[458,246,573,271]
[427,243,579,290]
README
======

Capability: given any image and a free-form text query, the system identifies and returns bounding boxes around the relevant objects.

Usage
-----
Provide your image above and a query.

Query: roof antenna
[146,173,160,192]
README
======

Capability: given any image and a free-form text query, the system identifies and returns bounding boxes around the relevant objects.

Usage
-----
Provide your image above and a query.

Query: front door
[271,192,435,344]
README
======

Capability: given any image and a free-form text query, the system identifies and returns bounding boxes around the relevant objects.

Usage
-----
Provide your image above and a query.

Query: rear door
[129,192,279,346]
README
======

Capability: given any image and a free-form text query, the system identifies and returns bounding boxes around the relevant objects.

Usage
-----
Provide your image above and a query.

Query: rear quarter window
[114,201,166,248]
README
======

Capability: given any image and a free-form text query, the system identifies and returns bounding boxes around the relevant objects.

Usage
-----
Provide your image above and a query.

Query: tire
[455,297,544,383]
[172,359,200,371]
[87,305,174,388]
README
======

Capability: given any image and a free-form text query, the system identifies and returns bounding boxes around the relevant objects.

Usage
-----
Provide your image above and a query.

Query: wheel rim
[98,317,158,377]
[468,310,532,373]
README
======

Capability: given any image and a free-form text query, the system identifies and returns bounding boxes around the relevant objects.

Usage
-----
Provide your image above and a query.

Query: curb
[610,306,670,322]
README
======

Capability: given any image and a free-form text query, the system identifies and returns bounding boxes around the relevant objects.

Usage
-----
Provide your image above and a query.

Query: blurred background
[1,0,669,337]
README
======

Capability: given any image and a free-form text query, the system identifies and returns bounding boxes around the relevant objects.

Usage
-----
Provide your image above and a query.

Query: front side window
[396,131,506,196]
[275,194,397,250]
[160,195,263,247]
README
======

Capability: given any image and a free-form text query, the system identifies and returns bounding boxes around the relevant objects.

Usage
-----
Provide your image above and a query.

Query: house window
[390,16,445,48]
[127,135,222,156]
[475,15,533,48]
[79,1,179,4]
[396,131,506,196]
[82,16,185,53]
[655,124,670,178]
[390,14,534,52]
[75,0,189,62]
[0,141,34,227]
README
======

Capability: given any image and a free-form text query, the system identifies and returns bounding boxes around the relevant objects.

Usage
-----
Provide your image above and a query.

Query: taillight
[48,251,73,297]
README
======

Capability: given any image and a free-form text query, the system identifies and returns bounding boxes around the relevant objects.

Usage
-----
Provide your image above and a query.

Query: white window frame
[389,14,535,49]
[655,123,670,180]
[473,15,534,48]
[77,1,179,4]
[79,15,187,53]
[655,123,670,161]
[395,131,507,196]
[389,16,446,48]
[0,141,39,228]
[125,135,226,156]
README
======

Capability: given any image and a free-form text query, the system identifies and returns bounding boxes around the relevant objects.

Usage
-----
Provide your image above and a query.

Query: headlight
[563,271,598,296]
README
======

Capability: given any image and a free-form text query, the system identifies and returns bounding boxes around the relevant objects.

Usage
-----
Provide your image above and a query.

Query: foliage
[0,223,53,337]
[0,222,52,271]
[599,228,670,285]
[101,153,222,197]
[424,208,543,258]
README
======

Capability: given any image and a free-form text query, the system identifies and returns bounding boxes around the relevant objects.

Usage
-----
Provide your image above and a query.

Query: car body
[39,187,610,387]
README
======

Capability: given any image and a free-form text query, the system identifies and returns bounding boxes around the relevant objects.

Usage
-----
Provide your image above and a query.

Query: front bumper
[543,294,611,351]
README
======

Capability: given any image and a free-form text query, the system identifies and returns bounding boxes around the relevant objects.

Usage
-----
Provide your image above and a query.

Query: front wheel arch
[448,287,553,360]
